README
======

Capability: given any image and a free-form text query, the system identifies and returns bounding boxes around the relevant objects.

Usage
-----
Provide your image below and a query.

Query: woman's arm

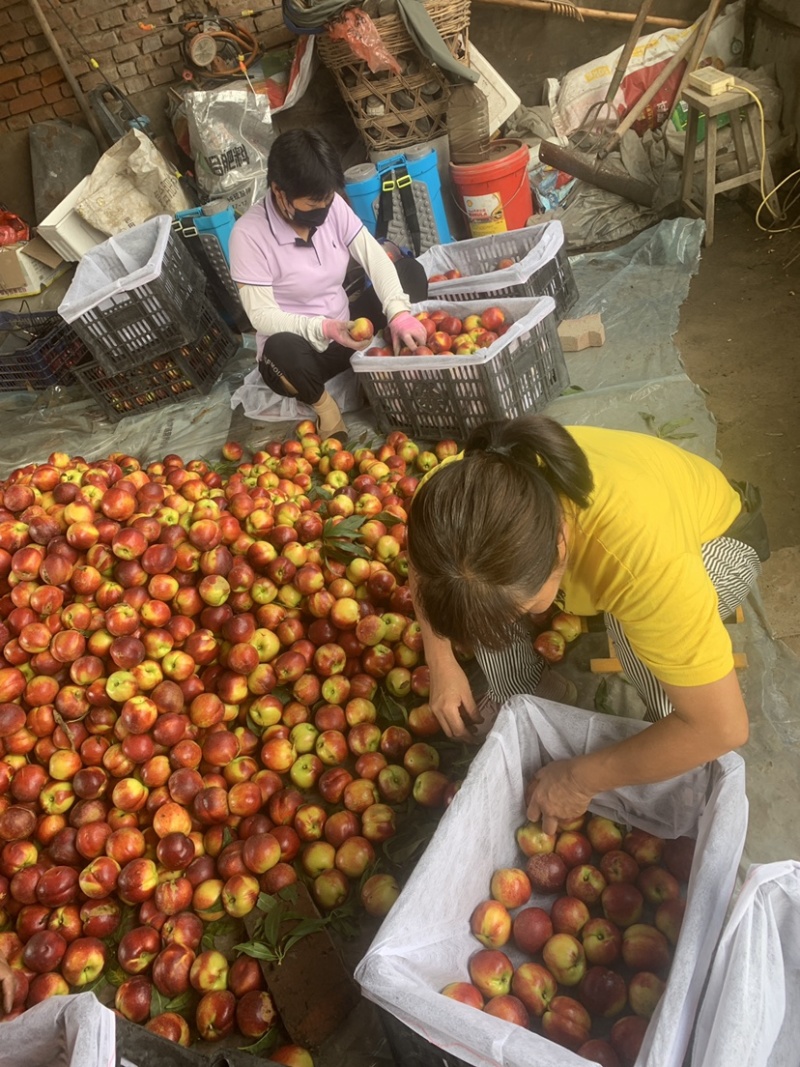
[348,229,410,324]
[238,284,328,351]
[409,567,480,738]
[527,670,748,832]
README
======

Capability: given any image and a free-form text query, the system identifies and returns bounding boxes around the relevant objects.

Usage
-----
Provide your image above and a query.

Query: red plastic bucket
[450,139,533,238]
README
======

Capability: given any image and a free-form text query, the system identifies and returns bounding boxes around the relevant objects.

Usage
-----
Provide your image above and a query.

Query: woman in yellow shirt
[408,415,764,834]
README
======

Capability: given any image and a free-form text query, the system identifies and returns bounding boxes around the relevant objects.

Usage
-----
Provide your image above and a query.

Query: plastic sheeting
[554,219,705,394]
[230,364,364,423]
[0,374,238,469]
[356,697,748,1067]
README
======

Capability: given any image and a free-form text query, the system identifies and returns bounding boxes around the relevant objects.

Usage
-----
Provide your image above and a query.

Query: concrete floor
[676,197,800,867]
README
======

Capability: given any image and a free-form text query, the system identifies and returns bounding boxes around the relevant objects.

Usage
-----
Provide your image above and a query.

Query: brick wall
[0,0,287,135]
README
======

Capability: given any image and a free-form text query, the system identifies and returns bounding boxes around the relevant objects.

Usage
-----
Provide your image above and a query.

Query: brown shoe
[311,390,347,439]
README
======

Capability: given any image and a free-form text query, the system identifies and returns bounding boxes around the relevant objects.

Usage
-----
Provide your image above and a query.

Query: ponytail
[408,416,593,650]
[465,415,593,509]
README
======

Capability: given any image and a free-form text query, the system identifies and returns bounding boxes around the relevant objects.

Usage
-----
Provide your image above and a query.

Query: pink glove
[323,319,370,351]
[389,311,428,354]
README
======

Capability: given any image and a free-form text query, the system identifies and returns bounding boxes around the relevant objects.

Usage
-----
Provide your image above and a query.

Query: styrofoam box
[356,698,748,1067]
[37,176,107,262]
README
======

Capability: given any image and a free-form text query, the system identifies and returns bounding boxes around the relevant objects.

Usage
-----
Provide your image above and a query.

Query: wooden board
[243,883,361,1047]
[589,608,748,673]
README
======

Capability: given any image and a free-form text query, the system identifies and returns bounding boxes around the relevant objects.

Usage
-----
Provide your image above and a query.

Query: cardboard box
[0,237,68,301]
[37,175,107,262]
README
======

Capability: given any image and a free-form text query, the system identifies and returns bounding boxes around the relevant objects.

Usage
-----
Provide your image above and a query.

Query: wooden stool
[587,605,748,674]
[680,78,778,246]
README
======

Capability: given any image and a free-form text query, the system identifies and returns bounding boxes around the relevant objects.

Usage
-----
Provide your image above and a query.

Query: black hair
[267,129,345,202]
[407,415,594,650]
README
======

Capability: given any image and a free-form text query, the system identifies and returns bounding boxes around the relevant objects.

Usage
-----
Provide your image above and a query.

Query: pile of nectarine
[365,307,512,358]
[0,425,466,1053]
[442,813,694,1066]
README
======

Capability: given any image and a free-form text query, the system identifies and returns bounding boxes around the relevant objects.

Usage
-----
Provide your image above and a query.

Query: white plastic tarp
[230,365,363,424]
[691,861,800,1067]
[356,697,748,1067]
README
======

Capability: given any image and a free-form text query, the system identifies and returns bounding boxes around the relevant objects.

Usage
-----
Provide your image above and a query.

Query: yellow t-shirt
[420,426,742,687]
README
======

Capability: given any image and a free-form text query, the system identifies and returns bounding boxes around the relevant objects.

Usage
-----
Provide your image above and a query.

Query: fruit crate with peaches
[57,214,207,374]
[418,221,578,320]
[0,311,91,392]
[351,296,567,439]
[72,295,238,422]
[356,698,747,1067]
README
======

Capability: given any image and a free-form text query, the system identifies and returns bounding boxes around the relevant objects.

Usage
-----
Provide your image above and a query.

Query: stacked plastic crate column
[57,215,239,422]
[0,312,91,393]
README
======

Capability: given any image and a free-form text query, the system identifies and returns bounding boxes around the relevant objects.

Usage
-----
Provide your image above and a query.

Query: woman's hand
[0,955,14,1015]
[389,311,428,355]
[408,564,481,739]
[322,319,371,351]
[526,758,594,835]
[429,657,481,740]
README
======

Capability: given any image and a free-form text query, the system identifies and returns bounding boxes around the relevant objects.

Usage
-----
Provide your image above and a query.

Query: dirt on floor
[676,197,800,655]
[677,198,800,550]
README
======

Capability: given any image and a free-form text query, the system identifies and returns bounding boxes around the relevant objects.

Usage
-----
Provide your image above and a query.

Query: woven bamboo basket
[317,0,471,151]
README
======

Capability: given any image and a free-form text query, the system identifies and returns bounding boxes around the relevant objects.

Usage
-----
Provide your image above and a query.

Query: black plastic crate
[115,1015,287,1066]
[73,296,238,422]
[379,1007,473,1067]
[69,227,207,373]
[419,223,579,320]
[0,311,90,392]
[173,211,252,334]
[352,296,568,439]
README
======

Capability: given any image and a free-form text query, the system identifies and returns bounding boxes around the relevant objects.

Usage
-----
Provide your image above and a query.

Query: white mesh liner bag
[0,992,115,1067]
[691,861,800,1067]
[356,697,747,1067]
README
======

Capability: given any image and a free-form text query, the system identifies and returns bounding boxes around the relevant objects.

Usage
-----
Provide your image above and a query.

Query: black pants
[259,256,427,404]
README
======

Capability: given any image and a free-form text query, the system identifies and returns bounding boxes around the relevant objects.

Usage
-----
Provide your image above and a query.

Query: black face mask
[290,202,331,228]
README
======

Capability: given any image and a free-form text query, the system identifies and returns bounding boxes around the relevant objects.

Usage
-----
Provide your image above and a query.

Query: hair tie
[485,444,511,458]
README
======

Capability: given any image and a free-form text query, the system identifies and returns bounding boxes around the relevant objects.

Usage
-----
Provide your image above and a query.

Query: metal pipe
[472,0,691,29]
[539,139,655,206]
[25,0,107,150]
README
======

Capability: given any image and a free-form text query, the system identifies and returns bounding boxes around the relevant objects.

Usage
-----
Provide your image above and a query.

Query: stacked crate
[58,215,239,422]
